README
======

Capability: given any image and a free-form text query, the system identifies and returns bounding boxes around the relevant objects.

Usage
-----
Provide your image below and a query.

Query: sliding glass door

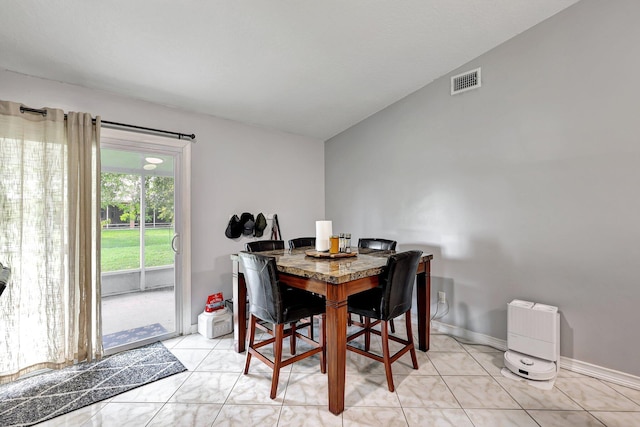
[100,139,184,353]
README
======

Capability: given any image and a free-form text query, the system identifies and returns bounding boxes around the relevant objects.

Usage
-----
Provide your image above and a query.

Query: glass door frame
[100,129,191,353]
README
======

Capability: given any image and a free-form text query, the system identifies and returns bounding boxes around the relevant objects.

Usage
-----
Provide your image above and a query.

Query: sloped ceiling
[0,0,580,140]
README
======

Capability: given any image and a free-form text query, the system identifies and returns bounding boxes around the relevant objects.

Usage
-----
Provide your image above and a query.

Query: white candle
[315,220,332,252]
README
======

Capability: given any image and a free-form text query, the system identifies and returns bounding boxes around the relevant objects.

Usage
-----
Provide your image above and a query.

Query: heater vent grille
[451,67,481,95]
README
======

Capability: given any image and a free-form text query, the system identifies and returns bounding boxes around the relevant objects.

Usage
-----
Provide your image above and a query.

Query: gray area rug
[0,342,186,426]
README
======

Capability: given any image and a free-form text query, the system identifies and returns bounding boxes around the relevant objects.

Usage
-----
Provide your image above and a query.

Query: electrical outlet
[438,291,446,304]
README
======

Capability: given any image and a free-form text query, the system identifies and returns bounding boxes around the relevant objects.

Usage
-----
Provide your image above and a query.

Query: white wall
[326,0,640,377]
[0,69,325,324]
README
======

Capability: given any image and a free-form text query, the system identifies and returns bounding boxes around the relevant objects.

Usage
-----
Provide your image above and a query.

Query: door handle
[171,233,180,254]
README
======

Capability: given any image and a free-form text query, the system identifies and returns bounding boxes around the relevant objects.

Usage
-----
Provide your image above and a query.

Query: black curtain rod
[19,106,196,141]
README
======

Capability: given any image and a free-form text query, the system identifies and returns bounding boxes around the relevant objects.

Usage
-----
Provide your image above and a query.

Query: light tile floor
[39,320,640,426]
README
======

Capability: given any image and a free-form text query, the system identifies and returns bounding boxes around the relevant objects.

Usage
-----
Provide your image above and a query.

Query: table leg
[325,284,348,415]
[233,270,247,353]
[416,260,431,352]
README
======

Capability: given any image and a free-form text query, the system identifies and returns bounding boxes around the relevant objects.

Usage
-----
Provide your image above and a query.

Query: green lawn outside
[101,228,174,272]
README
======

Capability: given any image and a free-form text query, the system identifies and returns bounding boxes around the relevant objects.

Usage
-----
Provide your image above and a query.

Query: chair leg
[271,323,285,399]
[405,310,419,370]
[244,315,257,374]
[319,314,326,374]
[309,316,314,341]
[381,320,395,392]
[290,322,297,355]
[364,317,371,351]
[390,319,395,333]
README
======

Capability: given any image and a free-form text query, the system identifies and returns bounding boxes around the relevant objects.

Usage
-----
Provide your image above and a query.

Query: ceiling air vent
[451,67,481,95]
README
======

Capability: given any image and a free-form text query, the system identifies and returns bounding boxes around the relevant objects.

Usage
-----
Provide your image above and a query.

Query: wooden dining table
[230,247,433,415]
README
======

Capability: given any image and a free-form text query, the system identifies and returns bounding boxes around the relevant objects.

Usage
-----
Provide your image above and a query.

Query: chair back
[238,252,284,324]
[380,250,422,320]
[358,238,397,251]
[245,240,285,252]
[288,237,316,249]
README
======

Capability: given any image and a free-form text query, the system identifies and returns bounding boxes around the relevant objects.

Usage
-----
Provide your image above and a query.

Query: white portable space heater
[504,299,560,381]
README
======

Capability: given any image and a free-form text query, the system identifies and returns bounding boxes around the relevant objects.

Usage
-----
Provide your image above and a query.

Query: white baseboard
[431,320,508,352]
[559,357,640,390]
[431,320,640,391]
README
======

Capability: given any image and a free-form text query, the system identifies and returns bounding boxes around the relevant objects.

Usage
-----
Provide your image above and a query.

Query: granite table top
[231,247,432,285]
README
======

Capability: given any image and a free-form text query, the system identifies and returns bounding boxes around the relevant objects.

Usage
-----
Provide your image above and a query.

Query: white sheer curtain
[0,100,102,383]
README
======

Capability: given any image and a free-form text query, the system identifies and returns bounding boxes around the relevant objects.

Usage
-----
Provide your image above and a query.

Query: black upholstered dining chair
[288,237,316,249]
[357,238,397,251]
[354,238,399,332]
[238,252,326,399]
[245,240,285,252]
[245,238,313,348]
[346,250,422,392]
